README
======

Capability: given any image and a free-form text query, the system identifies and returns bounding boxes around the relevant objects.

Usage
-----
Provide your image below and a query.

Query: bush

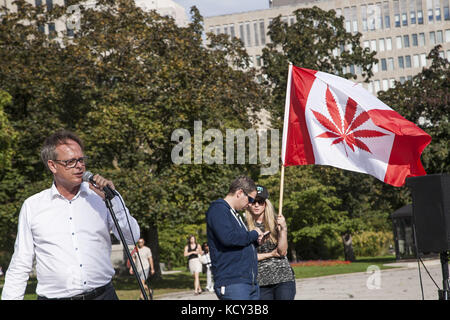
[352,231,393,257]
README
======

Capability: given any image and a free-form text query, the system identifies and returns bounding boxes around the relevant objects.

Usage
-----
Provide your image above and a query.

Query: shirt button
[72,232,75,235]
[80,264,82,267]
[84,281,86,285]
[70,217,72,220]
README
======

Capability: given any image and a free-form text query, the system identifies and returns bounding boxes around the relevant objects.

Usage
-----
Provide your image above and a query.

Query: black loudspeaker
[406,173,450,254]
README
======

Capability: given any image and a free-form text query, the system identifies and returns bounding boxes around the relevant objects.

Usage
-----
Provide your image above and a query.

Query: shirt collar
[50,181,90,200]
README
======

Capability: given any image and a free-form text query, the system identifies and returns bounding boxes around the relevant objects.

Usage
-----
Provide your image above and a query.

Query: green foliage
[158,222,206,269]
[352,231,394,257]
[0,1,266,262]
[0,91,17,172]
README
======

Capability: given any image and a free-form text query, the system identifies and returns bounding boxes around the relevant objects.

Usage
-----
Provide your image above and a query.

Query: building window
[260,20,266,45]
[384,1,391,28]
[444,0,450,20]
[386,37,392,50]
[388,57,394,70]
[394,0,401,27]
[427,0,434,22]
[374,80,381,93]
[403,35,410,47]
[239,23,245,45]
[419,32,426,46]
[430,31,436,45]
[405,55,412,68]
[46,0,52,11]
[361,5,368,31]
[435,0,442,21]
[35,0,42,6]
[412,33,418,46]
[382,79,389,91]
[245,22,251,47]
[352,6,358,32]
[363,40,370,48]
[253,21,259,46]
[398,56,405,68]
[371,39,377,51]
[446,29,450,42]
[418,10,424,24]
[437,30,443,43]
[230,24,236,39]
[344,7,352,32]
[420,53,427,67]
[417,0,424,24]
[410,0,417,24]
[396,36,403,49]
[379,38,385,51]
[48,22,56,38]
[401,0,408,26]
[413,54,420,67]
[381,58,387,70]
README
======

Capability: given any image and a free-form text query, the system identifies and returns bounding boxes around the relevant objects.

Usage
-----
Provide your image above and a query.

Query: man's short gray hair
[40,130,84,170]
[228,175,256,196]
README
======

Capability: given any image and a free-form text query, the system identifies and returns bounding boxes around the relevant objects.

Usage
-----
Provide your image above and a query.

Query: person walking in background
[184,235,203,295]
[1,130,140,300]
[206,175,269,300]
[129,238,154,300]
[200,242,214,292]
[246,185,296,300]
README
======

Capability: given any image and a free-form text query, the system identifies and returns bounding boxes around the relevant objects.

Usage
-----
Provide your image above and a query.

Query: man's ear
[47,160,58,174]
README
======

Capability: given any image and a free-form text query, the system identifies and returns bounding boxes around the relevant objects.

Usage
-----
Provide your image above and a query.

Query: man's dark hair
[228,176,256,195]
[40,130,84,170]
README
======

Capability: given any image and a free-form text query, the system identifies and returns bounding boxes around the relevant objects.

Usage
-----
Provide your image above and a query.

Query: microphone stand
[103,189,149,301]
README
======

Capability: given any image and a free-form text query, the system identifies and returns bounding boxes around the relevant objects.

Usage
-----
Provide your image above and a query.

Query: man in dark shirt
[206,176,267,300]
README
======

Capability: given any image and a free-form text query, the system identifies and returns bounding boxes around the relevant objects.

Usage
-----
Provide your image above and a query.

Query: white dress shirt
[1,182,140,300]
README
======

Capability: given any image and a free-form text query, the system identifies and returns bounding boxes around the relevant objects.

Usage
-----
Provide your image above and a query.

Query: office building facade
[204,0,450,94]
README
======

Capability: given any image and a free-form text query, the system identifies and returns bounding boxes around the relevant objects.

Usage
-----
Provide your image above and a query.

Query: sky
[173,0,270,17]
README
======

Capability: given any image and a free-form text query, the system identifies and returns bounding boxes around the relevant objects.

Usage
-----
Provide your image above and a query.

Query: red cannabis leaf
[312,86,387,156]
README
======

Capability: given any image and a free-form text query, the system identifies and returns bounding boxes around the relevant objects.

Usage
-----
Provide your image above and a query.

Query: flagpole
[278,164,285,217]
[279,62,293,217]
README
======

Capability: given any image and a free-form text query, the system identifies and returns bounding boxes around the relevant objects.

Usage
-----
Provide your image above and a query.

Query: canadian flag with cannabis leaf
[281,65,431,187]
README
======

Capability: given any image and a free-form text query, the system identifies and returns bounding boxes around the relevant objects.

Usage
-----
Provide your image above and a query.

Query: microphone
[82,171,117,200]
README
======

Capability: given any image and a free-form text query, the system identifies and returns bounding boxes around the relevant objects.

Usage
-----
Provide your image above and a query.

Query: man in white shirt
[129,238,154,300]
[1,130,140,300]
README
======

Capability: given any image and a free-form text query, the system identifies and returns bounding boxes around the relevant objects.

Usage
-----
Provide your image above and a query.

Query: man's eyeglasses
[53,156,88,168]
[242,190,255,204]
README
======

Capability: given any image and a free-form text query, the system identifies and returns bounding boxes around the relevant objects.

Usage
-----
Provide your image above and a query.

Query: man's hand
[129,267,134,275]
[256,229,270,246]
[88,174,116,200]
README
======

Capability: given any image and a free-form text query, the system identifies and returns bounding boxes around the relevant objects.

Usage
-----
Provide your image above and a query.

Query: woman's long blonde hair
[245,199,278,244]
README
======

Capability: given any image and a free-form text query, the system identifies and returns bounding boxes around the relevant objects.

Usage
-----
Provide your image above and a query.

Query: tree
[261,6,379,261]
[0,1,268,273]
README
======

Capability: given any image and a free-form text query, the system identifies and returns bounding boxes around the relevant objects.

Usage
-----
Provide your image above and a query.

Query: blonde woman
[246,185,296,300]
[184,235,203,295]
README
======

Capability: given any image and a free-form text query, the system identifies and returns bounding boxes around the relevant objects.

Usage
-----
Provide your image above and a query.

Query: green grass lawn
[0,256,398,300]
[292,256,398,279]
